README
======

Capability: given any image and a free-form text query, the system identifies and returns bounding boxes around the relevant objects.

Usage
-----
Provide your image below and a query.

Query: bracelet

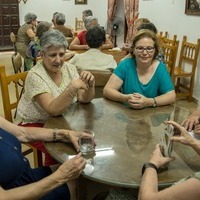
[152,98,157,108]
[142,162,158,175]
[53,128,57,142]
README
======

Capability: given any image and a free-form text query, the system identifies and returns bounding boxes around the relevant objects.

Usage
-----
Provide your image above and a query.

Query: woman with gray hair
[16,13,37,67]
[15,29,95,166]
[69,16,113,50]
[54,12,73,37]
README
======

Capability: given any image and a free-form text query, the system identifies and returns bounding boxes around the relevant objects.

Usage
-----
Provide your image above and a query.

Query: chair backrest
[11,52,23,73]
[10,32,17,53]
[0,65,28,122]
[161,42,178,75]
[87,70,112,98]
[160,34,179,47]
[177,36,200,74]
[75,17,84,31]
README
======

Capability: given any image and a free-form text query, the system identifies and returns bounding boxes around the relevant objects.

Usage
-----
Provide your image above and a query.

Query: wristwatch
[142,162,158,175]
[152,98,157,108]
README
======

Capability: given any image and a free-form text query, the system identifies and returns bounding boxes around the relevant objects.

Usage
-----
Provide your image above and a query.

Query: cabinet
[0,0,20,51]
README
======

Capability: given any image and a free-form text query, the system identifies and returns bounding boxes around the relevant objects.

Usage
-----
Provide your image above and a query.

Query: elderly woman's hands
[79,71,95,87]
[167,120,196,146]
[54,153,86,183]
[63,130,95,152]
[181,115,200,132]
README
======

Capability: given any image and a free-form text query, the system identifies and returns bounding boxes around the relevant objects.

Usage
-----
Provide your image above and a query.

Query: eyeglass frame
[135,46,155,54]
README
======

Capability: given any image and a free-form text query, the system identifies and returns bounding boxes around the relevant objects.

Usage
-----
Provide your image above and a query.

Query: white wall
[19,0,200,102]
[19,0,107,30]
[138,0,200,102]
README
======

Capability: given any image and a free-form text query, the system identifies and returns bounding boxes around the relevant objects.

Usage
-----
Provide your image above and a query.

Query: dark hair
[86,26,106,48]
[137,22,158,34]
[131,29,159,59]
[36,21,52,38]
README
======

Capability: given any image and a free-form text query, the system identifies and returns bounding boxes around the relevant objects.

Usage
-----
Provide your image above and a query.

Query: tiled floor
[0,51,199,200]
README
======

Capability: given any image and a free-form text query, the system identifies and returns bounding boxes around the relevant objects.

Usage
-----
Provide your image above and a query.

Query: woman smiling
[103,29,175,109]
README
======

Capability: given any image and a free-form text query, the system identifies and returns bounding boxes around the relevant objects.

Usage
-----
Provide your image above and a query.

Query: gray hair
[24,13,37,24]
[40,29,68,52]
[82,9,93,17]
[36,21,52,39]
[54,13,66,25]
[84,16,98,30]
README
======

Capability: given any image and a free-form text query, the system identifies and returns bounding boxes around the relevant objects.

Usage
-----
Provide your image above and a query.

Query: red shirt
[77,30,87,45]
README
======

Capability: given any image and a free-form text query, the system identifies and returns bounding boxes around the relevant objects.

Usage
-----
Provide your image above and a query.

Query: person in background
[69,25,117,71]
[138,120,200,200]
[181,109,200,133]
[123,17,150,51]
[15,29,95,166]
[0,116,94,200]
[54,12,73,37]
[69,16,113,50]
[103,29,175,109]
[26,21,52,70]
[51,12,58,27]
[82,9,93,21]
[122,22,159,61]
[16,13,37,69]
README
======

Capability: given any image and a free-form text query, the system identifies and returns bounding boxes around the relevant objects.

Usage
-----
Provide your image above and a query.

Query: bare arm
[103,74,175,108]
[139,143,200,200]
[101,36,114,50]
[26,28,35,39]
[103,74,129,102]
[0,116,93,152]
[69,37,89,50]
[0,153,85,200]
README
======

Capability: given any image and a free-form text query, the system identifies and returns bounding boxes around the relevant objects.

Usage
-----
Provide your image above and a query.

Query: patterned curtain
[124,0,139,44]
[107,0,118,38]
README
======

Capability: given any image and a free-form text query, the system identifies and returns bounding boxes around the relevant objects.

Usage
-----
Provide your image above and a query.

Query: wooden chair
[10,32,17,53]
[171,36,200,101]
[75,18,84,32]
[87,70,112,98]
[11,52,24,73]
[161,42,178,76]
[0,65,43,167]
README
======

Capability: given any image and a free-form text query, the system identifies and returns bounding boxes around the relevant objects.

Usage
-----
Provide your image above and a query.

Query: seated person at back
[69,25,117,71]
[69,16,113,50]
[54,12,73,37]
[103,29,175,109]
[26,21,52,69]
[82,9,93,21]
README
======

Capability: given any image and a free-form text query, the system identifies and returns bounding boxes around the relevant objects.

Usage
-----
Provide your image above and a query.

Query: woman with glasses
[103,29,175,109]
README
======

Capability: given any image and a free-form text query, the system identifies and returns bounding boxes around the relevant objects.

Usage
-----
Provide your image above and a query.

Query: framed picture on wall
[75,0,87,5]
[185,0,200,15]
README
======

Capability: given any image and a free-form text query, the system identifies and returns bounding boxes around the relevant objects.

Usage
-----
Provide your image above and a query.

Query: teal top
[114,58,174,98]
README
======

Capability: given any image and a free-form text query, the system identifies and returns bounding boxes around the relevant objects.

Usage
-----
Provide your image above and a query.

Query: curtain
[124,0,139,44]
[107,0,118,41]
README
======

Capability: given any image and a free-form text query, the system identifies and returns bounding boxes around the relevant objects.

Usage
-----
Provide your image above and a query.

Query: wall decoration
[185,0,200,15]
[75,0,87,5]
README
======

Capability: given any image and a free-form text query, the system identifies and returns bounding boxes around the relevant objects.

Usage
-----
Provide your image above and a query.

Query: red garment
[18,122,58,166]
[77,30,87,45]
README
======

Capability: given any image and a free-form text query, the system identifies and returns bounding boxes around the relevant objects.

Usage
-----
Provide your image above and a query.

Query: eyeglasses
[135,46,155,54]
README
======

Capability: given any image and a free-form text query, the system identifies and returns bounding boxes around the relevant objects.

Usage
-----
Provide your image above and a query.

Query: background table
[45,98,200,189]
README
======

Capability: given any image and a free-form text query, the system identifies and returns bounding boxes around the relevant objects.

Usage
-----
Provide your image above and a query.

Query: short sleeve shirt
[15,60,79,124]
[114,58,174,98]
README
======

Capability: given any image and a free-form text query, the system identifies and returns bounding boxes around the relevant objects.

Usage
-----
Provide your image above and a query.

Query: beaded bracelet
[53,128,57,142]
